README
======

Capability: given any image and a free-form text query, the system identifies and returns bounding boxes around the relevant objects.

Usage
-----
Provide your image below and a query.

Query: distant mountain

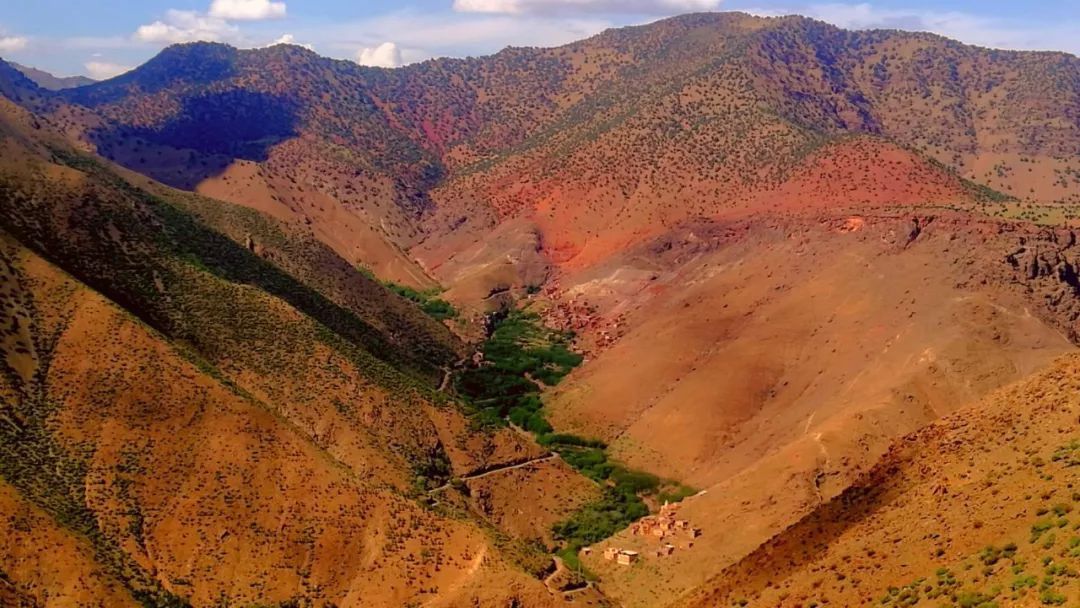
[40,14,1079,288]
[0,58,44,103]
[10,61,96,90]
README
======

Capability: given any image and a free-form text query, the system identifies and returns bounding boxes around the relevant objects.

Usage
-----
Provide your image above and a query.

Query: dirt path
[542,555,592,595]
[428,454,559,494]
[811,431,830,505]
[421,545,488,607]
[543,555,568,591]
[436,357,468,394]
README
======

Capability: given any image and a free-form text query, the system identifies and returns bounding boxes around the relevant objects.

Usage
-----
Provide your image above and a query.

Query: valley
[1,9,1079,608]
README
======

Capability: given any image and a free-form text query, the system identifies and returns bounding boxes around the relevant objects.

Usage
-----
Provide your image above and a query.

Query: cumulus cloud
[268,34,313,50]
[84,60,133,79]
[209,0,287,21]
[308,10,614,64]
[133,1,284,47]
[0,35,28,53]
[134,10,239,44]
[452,0,721,15]
[356,42,402,68]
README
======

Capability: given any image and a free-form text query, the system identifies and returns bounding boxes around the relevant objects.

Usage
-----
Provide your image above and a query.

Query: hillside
[3,13,1068,296]
[1,10,1079,608]
[0,95,598,607]
[542,210,1080,606]
[10,62,96,91]
[52,43,443,288]
[680,352,1080,607]
[0,59,47,106]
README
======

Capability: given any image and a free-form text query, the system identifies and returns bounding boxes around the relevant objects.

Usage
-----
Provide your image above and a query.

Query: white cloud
[309,10,614,63]
[132,1,284,47]
[209,0,287,21]
[134,9,239,44]
[452,0,721,15]
[356,42,402,68]
[0,35,28,53]
[84,60,133,79]
[268,33,313,51]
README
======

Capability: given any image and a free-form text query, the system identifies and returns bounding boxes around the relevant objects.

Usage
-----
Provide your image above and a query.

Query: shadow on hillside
[149,196,451,382]
[88,89,300,189]
[5,145,454,386]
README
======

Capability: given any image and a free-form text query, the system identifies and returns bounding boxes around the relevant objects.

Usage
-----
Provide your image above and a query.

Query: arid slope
[681,352,1080,607]
[546,213,1078,606]
[0,95,592,607]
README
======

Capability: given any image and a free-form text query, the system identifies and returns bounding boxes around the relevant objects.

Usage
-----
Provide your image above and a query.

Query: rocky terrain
[0,94,592,607]
[0,10,1079,608]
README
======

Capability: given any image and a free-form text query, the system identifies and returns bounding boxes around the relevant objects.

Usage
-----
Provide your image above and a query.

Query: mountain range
[2,11,1080,608]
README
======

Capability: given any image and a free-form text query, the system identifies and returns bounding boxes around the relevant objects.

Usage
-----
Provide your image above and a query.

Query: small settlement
[599,501,701,565]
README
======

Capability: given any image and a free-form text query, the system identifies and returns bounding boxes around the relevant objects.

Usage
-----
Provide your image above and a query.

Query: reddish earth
[2,10,1080,608]
[750,137,979,212]
[545,212,1076,606]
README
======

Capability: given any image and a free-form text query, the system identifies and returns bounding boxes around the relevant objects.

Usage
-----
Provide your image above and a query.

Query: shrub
[383,281,458,320]
[552,486,650,546]
[1039,589,1066,605]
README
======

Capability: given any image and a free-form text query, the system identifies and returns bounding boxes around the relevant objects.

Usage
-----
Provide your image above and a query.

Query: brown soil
[550,212,1077,606]
[682,353,1080,607]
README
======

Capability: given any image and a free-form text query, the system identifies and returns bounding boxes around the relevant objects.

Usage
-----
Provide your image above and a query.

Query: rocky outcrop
[1001,228,1080,339]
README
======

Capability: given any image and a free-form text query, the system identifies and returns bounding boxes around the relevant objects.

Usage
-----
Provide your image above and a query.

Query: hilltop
[9,62,96,91]
[9,13,1072,294]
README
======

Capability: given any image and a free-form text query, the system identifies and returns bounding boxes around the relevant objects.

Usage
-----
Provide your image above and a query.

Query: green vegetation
[543,434,697,554]
[455,310,581,430]
[411,447,453,493]
[1050,440,1080,467]
[383,281,459,321]
[543,433,695,552]
[452,308,695,559]
[553,485,650,546]
[879,439,1080,608]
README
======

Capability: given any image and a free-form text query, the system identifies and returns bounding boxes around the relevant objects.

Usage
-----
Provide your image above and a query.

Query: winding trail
[811,431,830,505]
[428,453,560,494]
[437,367,452,393]
[542,556,592,595]
[436,357,466,394]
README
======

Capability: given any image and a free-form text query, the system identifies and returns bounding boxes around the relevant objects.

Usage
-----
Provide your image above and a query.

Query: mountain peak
[9,62,96,90]
[0,57,45,102]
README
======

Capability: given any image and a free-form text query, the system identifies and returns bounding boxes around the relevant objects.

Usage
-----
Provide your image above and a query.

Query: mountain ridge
[9,62,96,91]
[1,11,1080,607]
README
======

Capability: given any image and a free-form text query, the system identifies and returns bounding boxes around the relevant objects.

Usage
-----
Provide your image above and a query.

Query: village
[590,501,701,566]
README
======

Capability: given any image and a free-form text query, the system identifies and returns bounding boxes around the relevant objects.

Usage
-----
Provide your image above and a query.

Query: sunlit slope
[0,97,584,607]
[681,352,1080,607]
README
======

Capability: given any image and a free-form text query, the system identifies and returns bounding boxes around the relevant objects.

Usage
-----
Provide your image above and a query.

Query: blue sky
[0,0,1076,79]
